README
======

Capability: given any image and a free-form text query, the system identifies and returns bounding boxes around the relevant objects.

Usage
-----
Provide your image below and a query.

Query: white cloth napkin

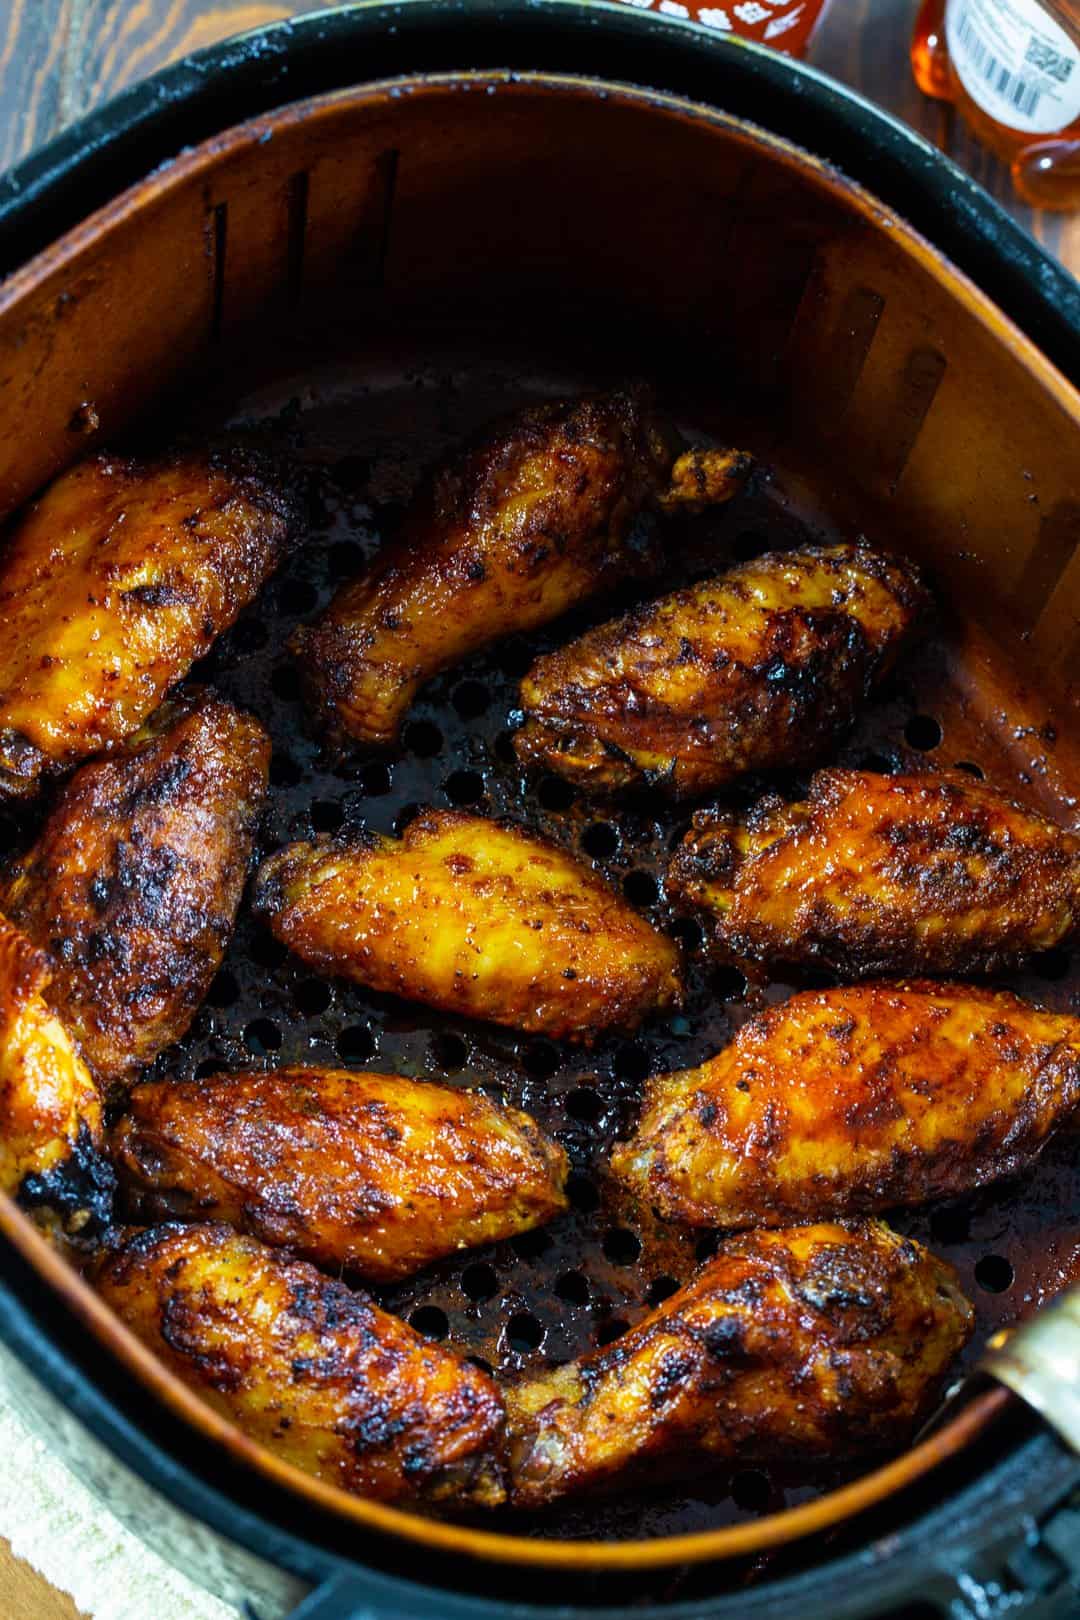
[0,1385,242,1620]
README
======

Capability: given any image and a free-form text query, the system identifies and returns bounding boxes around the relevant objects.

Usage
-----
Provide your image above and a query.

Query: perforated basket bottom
[8,333,1077,1543]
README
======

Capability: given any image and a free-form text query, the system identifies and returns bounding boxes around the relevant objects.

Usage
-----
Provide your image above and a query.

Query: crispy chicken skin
[0,446,297,799]
[1,693,269,1093]
[253,811,681,1040]
[670,770,1080,978]
[611,982,1080,1228]
[292,389,751,747]
[0,912,112,1238]
[507,1220,971,1506]
[515,543,929,798]
[95,1223,507,1507]
[112,1067,568,1280]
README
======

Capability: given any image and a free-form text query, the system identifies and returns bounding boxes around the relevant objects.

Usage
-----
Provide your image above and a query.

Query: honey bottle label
[945,0,1080,132]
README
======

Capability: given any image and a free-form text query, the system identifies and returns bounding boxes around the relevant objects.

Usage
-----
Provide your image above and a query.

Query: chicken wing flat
[611,982,1080,1228]
[253,811,681,1040]
[1,693,269,1092]
[96,1222,507,1507]
[292,389,751,747]
[515,543,929,798]
[112,1067,568,1280]
[0,912,112,1240]
[0,445,297,799]
[670,770,1080,978]
[507,1220,971,1506]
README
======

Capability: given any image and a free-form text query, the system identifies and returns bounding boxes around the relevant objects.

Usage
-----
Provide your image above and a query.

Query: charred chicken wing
[611,981,1080,1228]
[507,1220,971,1506]
[112,1067,568,1280]
[95,1222,507,1507]
[293,389,751,747]
[0,912,112,1238]
[253,811,681,1040]
[0,446,296,799]
[515,543,928,798]
[1,693,269,1092]
[670,770,1080,977]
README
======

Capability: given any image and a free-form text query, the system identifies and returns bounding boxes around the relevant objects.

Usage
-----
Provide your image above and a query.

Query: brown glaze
[515,543,929,798]
[253,810,681,1041]
[293,388,749,747]
[0,911,112,1240]
[0,445,297,799]
[507,1220,973,1506]
[612,982,1080,1227]
[670,769,1080,977]
[112,1066,568,1281]
[1,692,269,1093]
[95,1222,508,1507]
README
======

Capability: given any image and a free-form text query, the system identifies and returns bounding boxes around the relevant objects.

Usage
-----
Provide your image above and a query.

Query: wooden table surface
[0,2,1074,1617]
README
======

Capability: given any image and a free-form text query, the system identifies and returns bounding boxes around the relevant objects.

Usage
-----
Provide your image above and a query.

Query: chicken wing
[0,912,112,1240]
[95,1222,506,1507]
[670,770,1080,978]
[0,445,297,799]
[292,389,751,747]
[507,1220,971,1506]
[611,981,1080,1228]
[515,543,929,798]
[1,693,269,1093]
[112,1067,568,1280]
[253,811,681,1040]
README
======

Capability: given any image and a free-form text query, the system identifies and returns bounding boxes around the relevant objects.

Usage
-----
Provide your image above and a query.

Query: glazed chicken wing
[0,912,112,1240]
[1,693,269,1092]
[112,1067,568,1280]
[507,1220,971,1506]
[292,389,751,747]
[670,770,1080,977]
[0,445,296,799]
[611,982,1080,1228]
[515,543,929,798]
[96,1223,506,1507]
[253,811,681,1040]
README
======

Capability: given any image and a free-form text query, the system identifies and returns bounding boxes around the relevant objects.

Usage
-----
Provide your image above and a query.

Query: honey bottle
[912,0,1080,208]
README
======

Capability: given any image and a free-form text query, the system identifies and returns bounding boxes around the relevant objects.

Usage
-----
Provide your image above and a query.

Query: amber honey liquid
[913,0,1080,207]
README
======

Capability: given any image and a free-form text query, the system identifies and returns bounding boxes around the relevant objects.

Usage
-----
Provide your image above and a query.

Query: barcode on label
[955,5,1042,118]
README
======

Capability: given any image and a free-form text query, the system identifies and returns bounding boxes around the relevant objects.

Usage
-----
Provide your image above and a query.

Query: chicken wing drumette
[112,1067,568,1280]
[515,543,928,798]
[253,811,680,1040]
[95,1222,507,1507]
[611,981,1080,1228]
[507,1220,972,1506]
[0,913,112,1241]
[0,445,297,799]
[293,389,750,747]
[669,770,1080,977]
[1,693,269,1093]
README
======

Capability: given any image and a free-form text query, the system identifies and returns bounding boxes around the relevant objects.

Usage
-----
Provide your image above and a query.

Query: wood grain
[68,0,339,107]
[0,1537,86,1620]
[0,0,73,170]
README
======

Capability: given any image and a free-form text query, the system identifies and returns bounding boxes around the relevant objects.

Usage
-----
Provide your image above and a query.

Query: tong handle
[980,1284,1080,1456]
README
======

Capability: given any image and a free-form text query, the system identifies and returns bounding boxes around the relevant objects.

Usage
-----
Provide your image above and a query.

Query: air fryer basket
[0,21,1079,1620]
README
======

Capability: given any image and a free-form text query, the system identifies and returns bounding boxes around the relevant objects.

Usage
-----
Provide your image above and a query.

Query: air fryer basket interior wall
[1,61,1080,1615]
